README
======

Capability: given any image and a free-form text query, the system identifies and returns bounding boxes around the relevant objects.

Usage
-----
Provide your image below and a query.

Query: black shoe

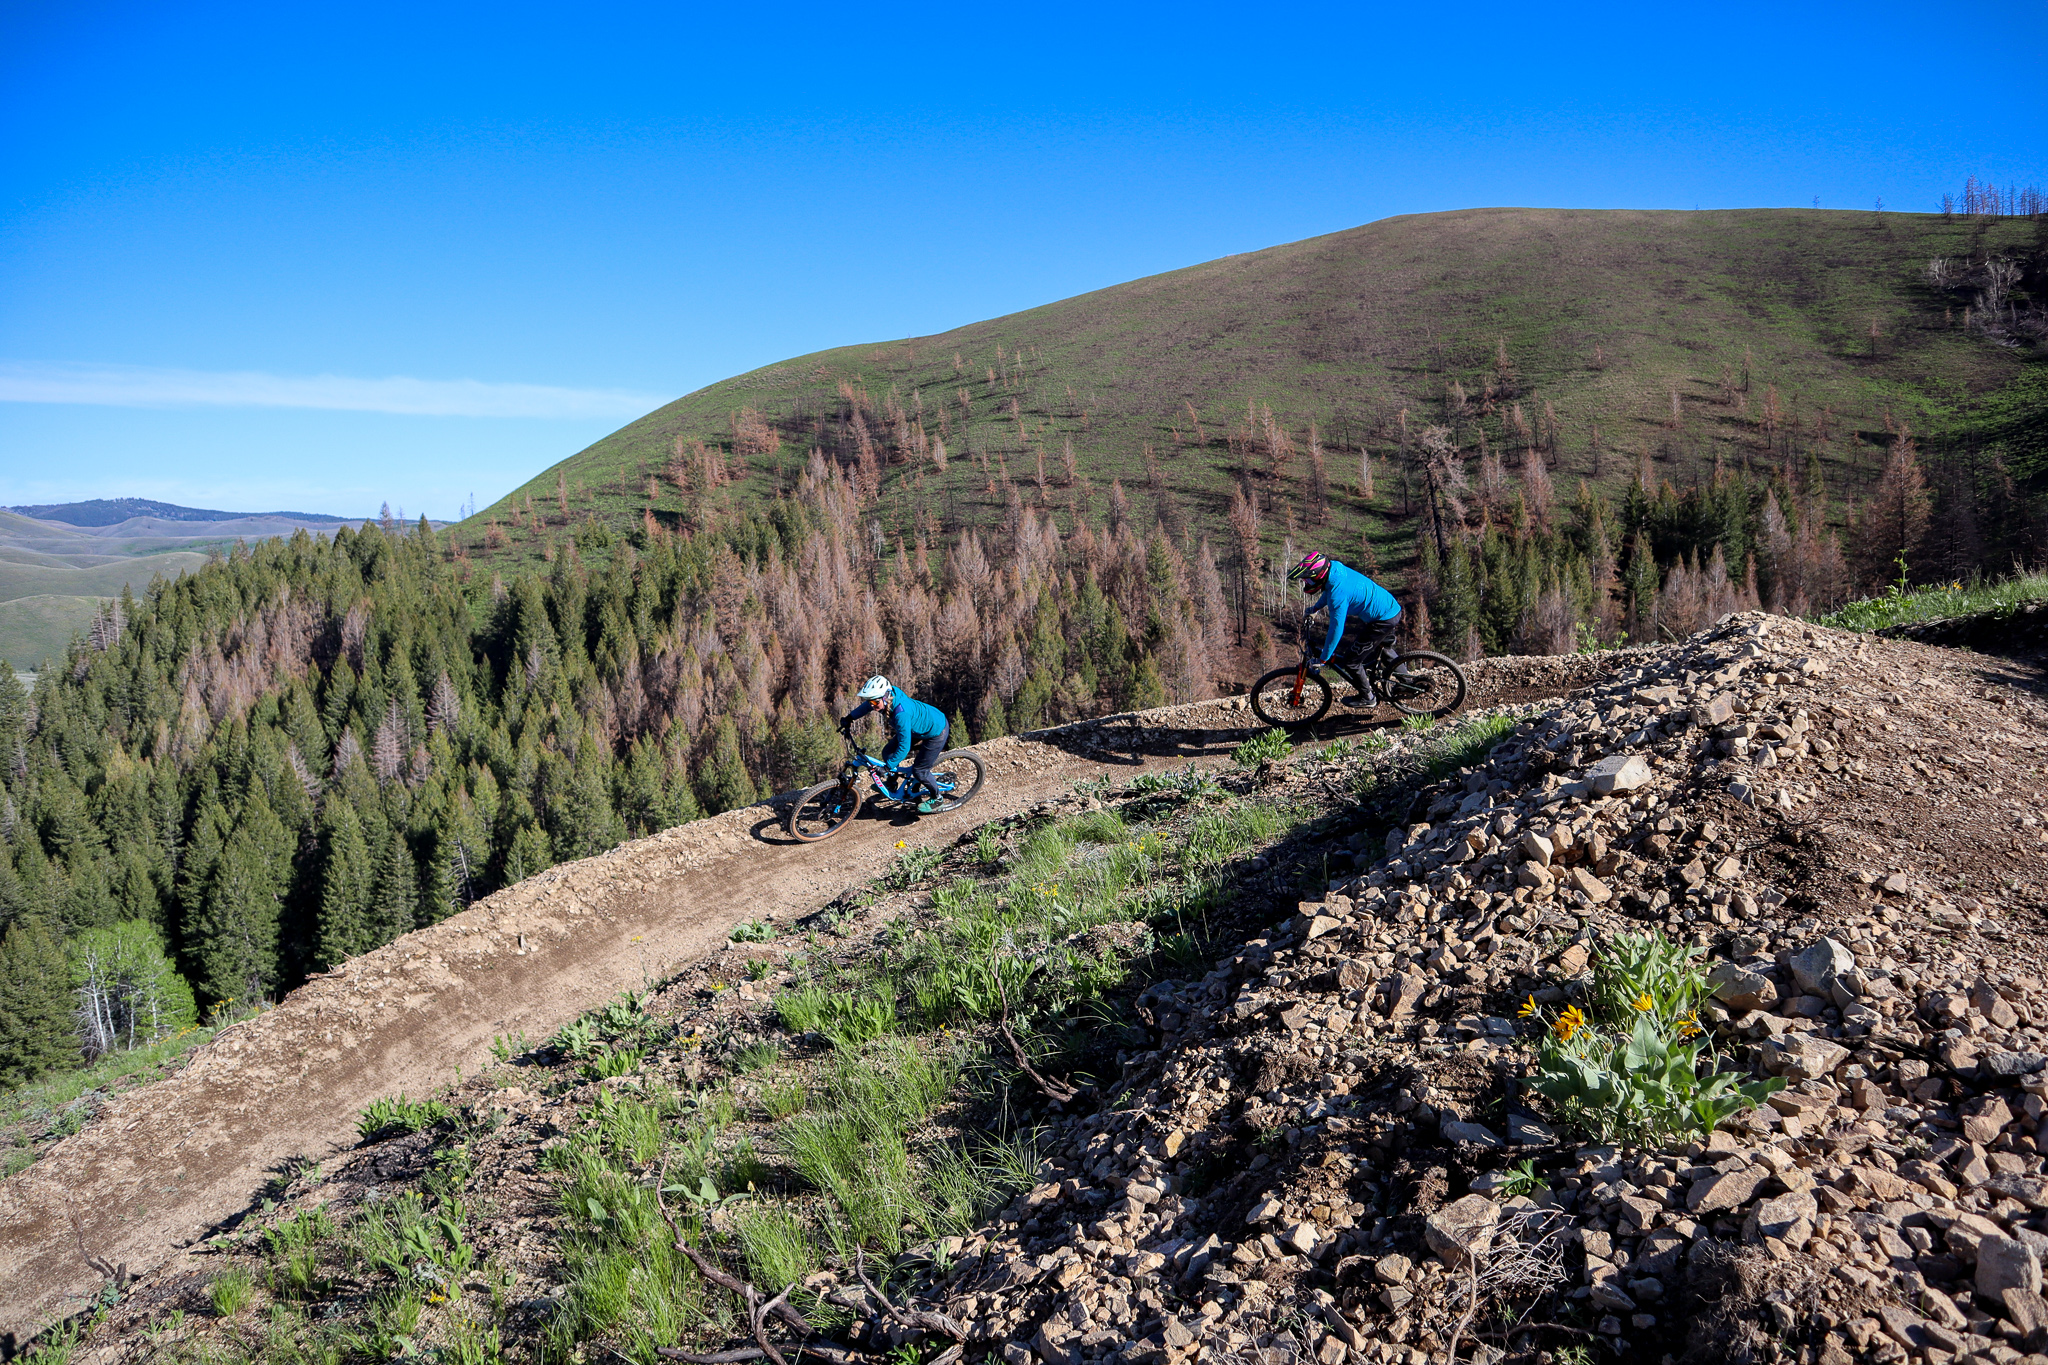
[1341,688,1377,709]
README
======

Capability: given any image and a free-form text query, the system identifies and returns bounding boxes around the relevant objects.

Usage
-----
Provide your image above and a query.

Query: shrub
[1521,931,1782,1144]
[730,919,778,943]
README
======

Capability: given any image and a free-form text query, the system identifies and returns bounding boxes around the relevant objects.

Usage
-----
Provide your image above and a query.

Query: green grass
[1814,570,2048,633]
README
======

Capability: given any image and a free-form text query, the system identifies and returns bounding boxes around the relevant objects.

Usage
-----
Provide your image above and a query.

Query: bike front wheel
[1386,651,1468,717]
[926,750,986,813]
[1249,666,1334,728]
[786,781,861,841]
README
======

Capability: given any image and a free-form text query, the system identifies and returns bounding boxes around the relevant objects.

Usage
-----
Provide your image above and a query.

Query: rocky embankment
[904,614,2048,1365]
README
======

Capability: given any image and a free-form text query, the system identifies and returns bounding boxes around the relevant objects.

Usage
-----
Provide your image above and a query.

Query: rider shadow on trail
[748,793,937,846]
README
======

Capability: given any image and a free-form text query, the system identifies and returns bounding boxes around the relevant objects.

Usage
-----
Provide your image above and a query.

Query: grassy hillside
[462,207,2047,592]
[0,509,362,671]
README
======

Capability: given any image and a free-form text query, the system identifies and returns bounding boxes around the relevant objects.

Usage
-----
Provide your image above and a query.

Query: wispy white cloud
[0,361,667,419]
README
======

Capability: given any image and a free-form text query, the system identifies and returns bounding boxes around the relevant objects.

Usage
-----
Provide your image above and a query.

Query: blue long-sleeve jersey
[844,686,949,766]
[1305,561,1401,665]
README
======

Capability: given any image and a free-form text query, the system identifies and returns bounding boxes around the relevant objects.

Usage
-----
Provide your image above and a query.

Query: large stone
[1752,1191,1817,1244]
[1423,1194,1499,1267]
[1765,1034,1850,1082]
[1519,832,1556,866]
[1688,1165,1766,1214]
[1441,1118,1503,1146]
[1588,753,1653,794]
[1696,694,1736,726]
[1515,862,1553,890]
[1929,1209,2006,1260]
[1634,1229,1688,1279]
[1962,1096,2014,1145]
[1978,1236,2044,1299]
[2003,1287,2048,1339]
[1707,961,1779,1011]
[1380,972,1429,1018]
[1565,867,1612,903]
[1972,982,2022,1030]
[1984,1175,2048,1211]
[1788,938,1857,994]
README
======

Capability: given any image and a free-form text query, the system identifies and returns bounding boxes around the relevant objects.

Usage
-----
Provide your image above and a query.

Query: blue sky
[2,0,2041,520]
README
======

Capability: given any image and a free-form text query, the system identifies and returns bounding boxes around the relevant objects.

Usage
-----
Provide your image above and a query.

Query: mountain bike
[1248,628,1467,729]
[783,742,988,842]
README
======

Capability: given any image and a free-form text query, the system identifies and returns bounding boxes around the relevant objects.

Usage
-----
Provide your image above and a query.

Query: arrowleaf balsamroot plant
[1520,930,1782,1145]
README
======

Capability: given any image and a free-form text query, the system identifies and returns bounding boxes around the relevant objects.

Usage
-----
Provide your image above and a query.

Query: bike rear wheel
[926,750,986,812]
[1386,651,1468,718]
[1249,666,1334,728]
[785,781,861,841]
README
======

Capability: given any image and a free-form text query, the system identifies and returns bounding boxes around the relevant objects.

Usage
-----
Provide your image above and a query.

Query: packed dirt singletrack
[0,656,1608,1341]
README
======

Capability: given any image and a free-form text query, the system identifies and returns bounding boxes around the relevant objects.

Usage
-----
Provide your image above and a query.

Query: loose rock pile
[902,613,2048,1365]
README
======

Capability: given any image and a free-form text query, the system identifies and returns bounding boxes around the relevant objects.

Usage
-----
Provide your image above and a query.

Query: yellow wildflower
[1632,992,1655,1012]
[1553,1006,1588,1042]
[1517,994,1539,1019]
[895,840,907,849]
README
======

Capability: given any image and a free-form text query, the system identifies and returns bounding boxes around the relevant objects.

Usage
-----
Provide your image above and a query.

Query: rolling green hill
[0,509,357,671]
[462,207,2046,593]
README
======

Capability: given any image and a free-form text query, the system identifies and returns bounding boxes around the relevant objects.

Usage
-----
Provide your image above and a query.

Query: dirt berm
[0,656,1595,1340]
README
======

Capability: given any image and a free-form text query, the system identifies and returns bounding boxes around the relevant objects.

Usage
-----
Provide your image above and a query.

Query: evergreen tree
[315,799,374,969]
[0,920,76,1086]
[502,823,552,885]
[368,827,418,945]
[191,795,290,1008]
[697,717,758,815]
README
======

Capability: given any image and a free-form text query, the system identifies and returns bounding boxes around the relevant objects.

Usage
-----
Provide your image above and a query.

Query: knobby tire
[785,781,861,842]
[928,750,986,812]
[1249,666,1334,729]
[1387,651,1468,717]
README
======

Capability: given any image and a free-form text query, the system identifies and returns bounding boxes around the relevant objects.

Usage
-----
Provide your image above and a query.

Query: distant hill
[0,505,370,670]
[10,497,351,526]
[456,206,2046,590]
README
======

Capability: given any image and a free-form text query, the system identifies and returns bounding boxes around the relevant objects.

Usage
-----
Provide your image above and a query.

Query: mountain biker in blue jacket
[1287,551,1403,707]
[839,676,951,813]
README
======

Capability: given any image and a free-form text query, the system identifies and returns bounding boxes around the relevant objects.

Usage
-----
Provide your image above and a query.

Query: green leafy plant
[1521,931,1782,1144]
[551,1017,599,1060]
[975,827,1004,867]
[355,1094,453,1143]
[1231,727,1292,768]
[1497,1158,1548,1197]
[731,919,778,943]
[1129,763,1222,799]
[885,846,946,890]
[584,1047,646,1081]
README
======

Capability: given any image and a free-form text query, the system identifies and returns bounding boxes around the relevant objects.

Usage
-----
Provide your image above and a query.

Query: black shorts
[1321,615,1400,667]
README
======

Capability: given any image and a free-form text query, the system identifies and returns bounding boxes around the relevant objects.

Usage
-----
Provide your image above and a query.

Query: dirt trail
[0,659,1598,1339]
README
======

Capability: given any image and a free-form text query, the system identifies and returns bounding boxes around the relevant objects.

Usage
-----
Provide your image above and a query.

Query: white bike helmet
[857,675,893,700]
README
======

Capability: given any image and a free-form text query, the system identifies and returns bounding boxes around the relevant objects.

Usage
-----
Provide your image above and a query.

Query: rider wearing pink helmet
[1285,552,1404,706]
